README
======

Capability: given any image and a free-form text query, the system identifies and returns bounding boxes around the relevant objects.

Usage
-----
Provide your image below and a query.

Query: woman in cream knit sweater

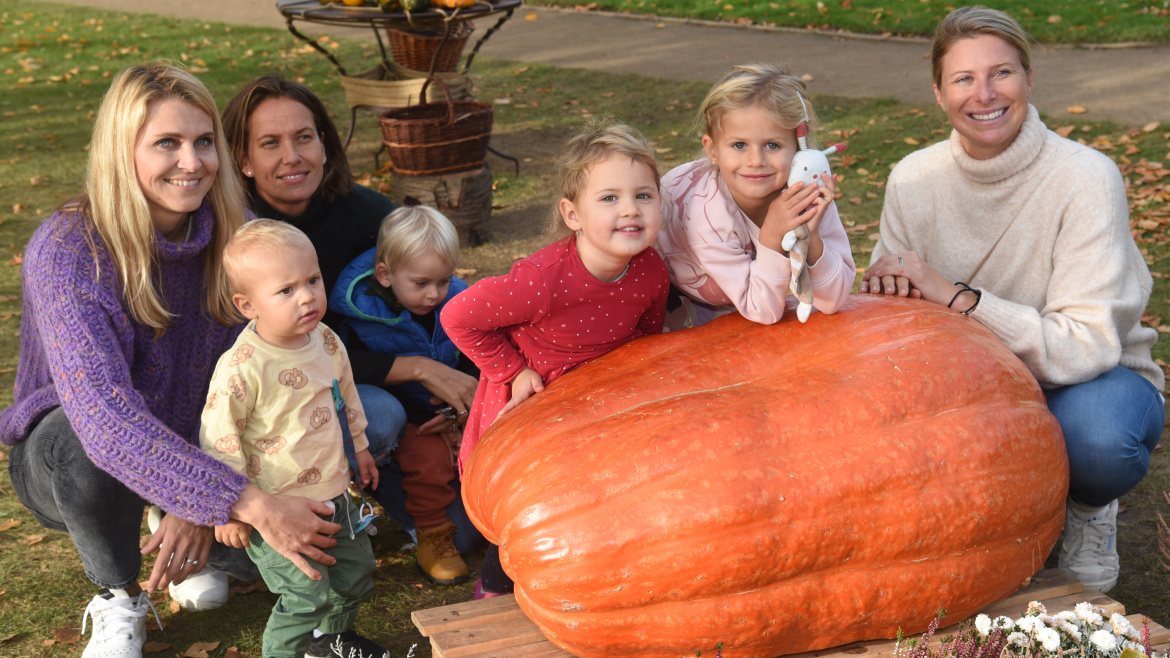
[861,6,1162,594]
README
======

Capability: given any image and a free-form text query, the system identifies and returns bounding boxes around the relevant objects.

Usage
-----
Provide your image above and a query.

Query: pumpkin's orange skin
[464,296,1068,658]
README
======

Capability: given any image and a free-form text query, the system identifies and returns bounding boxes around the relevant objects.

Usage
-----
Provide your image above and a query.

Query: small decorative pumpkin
[431,0,476,6]
[379,0,427,11]
[464,295,1067,658]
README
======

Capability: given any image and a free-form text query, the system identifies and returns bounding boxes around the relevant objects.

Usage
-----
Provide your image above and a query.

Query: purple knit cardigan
[1,199,249,527]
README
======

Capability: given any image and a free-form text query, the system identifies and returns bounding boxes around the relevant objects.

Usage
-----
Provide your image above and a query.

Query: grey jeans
[8,407,259,589]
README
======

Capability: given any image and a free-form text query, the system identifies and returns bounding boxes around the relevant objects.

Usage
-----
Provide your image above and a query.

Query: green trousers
[247,492,376,658]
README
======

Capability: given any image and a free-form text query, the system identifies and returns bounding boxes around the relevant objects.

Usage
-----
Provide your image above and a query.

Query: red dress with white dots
[441,235,670,473]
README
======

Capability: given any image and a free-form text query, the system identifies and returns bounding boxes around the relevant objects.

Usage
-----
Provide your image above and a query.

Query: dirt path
[40,0,1170,125]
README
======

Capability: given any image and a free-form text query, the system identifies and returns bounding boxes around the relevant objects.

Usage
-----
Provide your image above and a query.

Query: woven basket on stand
[386,20,475,73]
[339,61,471,110]
[378,77,493,176]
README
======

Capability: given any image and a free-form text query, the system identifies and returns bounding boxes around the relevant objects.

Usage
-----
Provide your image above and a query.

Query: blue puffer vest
[330,248,468,408]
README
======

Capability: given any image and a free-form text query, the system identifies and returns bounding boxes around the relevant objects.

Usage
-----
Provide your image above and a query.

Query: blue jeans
[7,407,259,589]
[356,385,483,554]
[357,384,408,463]
[1046,366,1164,507]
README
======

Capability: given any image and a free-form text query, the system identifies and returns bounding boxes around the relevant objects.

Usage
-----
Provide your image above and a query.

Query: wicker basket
[386,20,475,73]
[378,77,493,176]
[339,61,471,110]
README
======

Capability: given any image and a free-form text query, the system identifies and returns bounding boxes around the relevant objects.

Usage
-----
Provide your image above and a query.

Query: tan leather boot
[416,519,469,585]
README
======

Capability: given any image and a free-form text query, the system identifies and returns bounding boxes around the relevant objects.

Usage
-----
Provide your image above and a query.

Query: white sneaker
[1058,498,1120,592]
[81,590,160,658]
[146,506,229,611]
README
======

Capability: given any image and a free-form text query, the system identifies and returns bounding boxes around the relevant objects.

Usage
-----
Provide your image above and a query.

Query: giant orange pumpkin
[464,295,1068,658]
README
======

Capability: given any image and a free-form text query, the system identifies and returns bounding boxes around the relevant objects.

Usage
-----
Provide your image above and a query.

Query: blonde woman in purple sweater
[2,63,348,658]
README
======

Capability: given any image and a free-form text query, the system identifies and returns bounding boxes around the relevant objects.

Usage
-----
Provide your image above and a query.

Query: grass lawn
[533,0,1170,44]
[1,1,1169,657]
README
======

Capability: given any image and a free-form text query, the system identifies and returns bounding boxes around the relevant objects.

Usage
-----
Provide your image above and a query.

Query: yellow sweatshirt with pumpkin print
[199,321,369,502]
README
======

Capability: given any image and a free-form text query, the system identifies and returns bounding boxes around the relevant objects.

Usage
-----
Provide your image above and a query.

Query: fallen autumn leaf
[51,627,81,644]
[1068,106,1087,114]
[182,641,220,658]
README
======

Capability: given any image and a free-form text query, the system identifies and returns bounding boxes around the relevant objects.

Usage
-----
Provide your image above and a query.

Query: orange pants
[392,424,457,528]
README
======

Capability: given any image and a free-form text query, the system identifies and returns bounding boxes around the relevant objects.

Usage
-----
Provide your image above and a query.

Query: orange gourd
[464,295,1067,658]
[430,0,476,7]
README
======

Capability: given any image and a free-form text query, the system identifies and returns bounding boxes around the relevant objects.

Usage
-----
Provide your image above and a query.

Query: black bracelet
[961,287,982,315]
[947,282,975,309]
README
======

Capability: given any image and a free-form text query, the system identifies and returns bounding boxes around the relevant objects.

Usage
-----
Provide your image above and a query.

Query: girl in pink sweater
[442,120,670,597]
[656,63,855,328]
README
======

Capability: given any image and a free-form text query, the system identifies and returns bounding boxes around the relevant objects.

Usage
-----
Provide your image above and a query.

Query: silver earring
[575,230,582,237]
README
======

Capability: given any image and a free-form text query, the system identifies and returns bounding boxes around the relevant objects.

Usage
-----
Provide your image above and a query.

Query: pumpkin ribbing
[465,295,1068,658]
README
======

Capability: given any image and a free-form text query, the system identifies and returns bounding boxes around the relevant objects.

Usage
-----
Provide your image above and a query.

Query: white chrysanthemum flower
[1057,619,1082,642]
[1056,610,1080,625]
[1110,613,1140,641]
[1006,632,1030,648]
[1017,616,1045,634]
[975,614,992,636]
[1027,601,1048,616]
[1076,602,1105,626]
[1089,629,1118,651]
[1038,627,1061,652]
[994,616,1016,631]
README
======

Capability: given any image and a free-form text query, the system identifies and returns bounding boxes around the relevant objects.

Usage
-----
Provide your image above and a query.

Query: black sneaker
[304,630,389,658]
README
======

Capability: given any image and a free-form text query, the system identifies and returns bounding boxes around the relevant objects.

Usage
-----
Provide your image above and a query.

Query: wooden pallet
[412,569,1170,658]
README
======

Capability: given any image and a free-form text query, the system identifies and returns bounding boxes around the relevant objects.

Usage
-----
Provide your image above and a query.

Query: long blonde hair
[695,63,818,149]
[85,61,246,334]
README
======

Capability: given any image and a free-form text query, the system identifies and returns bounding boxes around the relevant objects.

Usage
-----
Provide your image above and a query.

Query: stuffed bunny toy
[783,111,846,323]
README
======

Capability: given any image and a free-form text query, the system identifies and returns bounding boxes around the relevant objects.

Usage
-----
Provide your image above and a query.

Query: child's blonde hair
[376,205,460,274]
[695,63,818,150]
[223,219,315,295]
[548,117,660,236]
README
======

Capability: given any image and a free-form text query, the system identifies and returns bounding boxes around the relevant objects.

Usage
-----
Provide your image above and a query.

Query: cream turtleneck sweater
[872,105,1161,391]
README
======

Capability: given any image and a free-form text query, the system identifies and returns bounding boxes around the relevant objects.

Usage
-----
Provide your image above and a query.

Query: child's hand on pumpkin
[498,368,545,420]
[215,520,253,549]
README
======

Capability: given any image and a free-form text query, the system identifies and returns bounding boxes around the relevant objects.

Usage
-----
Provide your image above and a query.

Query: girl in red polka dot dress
[442,120,671,598]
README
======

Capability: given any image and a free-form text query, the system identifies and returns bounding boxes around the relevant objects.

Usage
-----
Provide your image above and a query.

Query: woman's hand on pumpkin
[860,251,976,306]
[232,485,341,581]
[141,512,214,592]
[498,368,544,420]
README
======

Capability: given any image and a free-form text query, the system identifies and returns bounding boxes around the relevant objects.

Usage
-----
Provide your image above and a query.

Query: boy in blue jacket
[331,206,478,585]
